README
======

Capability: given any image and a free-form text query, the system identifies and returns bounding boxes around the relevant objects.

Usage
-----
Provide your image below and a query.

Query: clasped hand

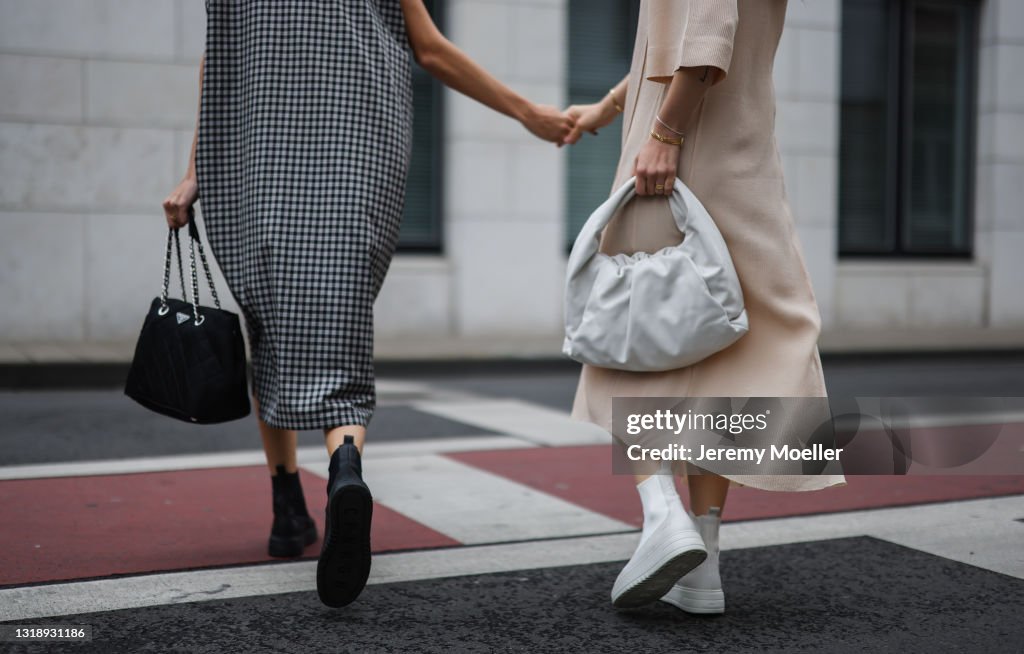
[558,101,678,196]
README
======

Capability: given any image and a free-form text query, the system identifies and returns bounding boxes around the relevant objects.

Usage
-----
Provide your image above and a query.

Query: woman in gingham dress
[162,0,573,608]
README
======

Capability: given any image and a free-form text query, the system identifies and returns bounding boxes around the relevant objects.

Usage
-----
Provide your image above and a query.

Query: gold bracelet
[655,114,685,137]
[649,130,683,146]
[608,88,624,113]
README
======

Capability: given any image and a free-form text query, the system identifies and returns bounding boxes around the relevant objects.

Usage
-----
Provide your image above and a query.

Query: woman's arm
[562,74,629,145]
[635,0,737,195]
[400,0,573,143]
[163,52,205,229]
[633,65,718,196]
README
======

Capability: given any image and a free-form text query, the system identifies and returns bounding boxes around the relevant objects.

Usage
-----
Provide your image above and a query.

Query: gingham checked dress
[195,0,413,430]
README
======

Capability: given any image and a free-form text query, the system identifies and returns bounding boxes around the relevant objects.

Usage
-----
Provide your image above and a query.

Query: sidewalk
[1,358,1023,652]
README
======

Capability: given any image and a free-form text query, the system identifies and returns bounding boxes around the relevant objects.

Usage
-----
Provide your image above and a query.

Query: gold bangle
[608,88,624,113]
[649,130,683,146]
[655,114,685,137]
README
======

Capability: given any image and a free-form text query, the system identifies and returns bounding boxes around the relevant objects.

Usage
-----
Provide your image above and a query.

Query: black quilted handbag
[124,206,251,423]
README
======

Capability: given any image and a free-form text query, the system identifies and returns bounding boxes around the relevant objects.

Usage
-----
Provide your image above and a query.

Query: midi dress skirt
[195,0,413,430]
[571,0,845,492]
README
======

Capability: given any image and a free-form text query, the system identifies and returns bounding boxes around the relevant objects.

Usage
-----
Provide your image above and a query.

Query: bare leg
[255,392,316,560]
[254,392,298,475]
[324,426,367,456]
[685,462,730,515]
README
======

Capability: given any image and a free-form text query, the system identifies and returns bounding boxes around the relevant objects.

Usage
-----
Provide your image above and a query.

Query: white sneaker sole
[660,585,725,614]
[611,533,707,609]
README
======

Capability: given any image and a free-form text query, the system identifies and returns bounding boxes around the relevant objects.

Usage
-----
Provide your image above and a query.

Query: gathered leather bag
[124,207,251,424]
[563,176,749,372]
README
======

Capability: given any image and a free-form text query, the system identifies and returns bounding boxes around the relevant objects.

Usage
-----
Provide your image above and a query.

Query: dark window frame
[396,0,446,253]
[838,0,980,259]
[564,0,642,253]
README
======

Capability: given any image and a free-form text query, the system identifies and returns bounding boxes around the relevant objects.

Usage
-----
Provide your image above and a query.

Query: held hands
[521,89,622,147]
[562,99,621,145]
[558,89,681,196]
[163,175,198,229]
[521,103,577,146]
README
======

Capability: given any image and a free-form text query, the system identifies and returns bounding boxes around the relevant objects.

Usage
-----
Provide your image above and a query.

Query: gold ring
[655,184,664,191]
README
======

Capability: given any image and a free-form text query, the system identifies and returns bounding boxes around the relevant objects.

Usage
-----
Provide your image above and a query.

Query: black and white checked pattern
[195,0,413,429]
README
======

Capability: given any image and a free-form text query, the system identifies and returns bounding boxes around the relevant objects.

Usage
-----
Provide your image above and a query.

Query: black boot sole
[316,484,373,608]
[268,522,318,558]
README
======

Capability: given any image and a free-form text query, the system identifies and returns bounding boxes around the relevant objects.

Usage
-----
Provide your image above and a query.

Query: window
[839,0,979,257]
[397,0,444,251]
[565,0,641,249]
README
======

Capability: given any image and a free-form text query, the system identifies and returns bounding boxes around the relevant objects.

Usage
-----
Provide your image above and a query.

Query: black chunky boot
[268,465,318,558]
[316,435,373,608]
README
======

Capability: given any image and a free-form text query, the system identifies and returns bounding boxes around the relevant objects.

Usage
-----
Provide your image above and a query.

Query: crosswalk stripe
[303,454,634,545]
[3,495,1019,622]
[0,436,532,481]
[411,398,609,446]
[0,534,640,622]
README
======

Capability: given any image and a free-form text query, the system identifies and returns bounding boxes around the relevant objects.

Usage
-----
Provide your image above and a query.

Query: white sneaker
[660,506,724,614]
[611,474,707,609]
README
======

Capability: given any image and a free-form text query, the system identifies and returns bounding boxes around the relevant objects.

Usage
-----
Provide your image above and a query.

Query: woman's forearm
[631,65,721,195]
[401,0,571,142]
[420,39,532,124]
[651,65,719,139]
[185,52,205,181]
[608,74,628,111]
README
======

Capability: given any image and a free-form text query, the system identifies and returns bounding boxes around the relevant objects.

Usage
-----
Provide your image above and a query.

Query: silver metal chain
[157,212,221,326]
[159,228,189,316]
[158,229,174,315]
[188,233,202,325]
[174,229,186,304]
[193,234,221,309]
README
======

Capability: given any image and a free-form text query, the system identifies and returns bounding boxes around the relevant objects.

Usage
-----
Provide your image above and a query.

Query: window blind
[838,0,977,257]
[398,0,444,251]
[565,0,641,249]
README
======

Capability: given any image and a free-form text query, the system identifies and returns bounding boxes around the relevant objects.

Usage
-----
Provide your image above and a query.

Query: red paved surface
[4,445,1022,587]
[0,466,458,587]
[449,445,1024,527]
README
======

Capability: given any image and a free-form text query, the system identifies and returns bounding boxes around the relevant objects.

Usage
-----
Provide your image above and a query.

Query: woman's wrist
[649,110,684,146]
[595,94,620,124]
[511,94,535,126]
[604,87,626,118]
[649,126,683,147]
[606,87,624,113]
[654,114,685,138]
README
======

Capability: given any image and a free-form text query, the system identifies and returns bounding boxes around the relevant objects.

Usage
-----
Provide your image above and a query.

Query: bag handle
[158,205,221,325]
[186,205,222,313]
[566,176,690,276]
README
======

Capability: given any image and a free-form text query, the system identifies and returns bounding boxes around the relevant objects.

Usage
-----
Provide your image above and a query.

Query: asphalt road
[2,352,1023,653]
[6,537,1023,654]
[3,352,1024,466]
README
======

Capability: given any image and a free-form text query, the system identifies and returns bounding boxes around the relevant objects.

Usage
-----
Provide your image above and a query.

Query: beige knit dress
[571,0,845,492]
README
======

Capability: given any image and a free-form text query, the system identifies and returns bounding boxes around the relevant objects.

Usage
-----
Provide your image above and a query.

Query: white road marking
[721,495,1024,580]
[374,379,436,397]
[299,436,534,468]
[411,398,610,446]
[302,454,633,545]
[2,495,1020,622]
[0,436,534,481]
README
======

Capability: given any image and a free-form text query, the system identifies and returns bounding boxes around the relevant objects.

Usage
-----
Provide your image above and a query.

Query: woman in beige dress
[565,0,845,612]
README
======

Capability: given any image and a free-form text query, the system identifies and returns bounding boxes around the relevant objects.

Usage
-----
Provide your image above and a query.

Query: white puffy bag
[562,176,748,371]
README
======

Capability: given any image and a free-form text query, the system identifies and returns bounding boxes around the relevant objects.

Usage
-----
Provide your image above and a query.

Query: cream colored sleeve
[645,0,739,85]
